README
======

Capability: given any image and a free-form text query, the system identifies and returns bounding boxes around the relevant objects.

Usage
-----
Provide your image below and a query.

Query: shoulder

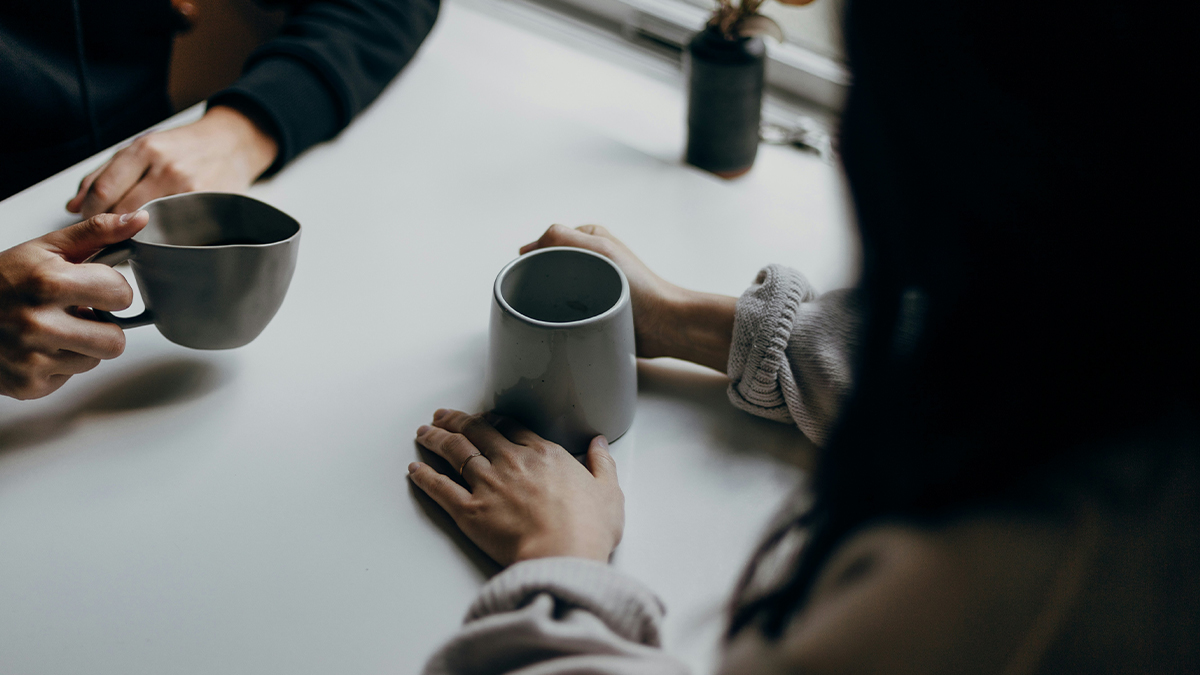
[722,513,1075,675]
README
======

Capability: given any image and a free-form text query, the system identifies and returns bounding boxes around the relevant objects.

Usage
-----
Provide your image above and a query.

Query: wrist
[513,534,613,565]
[636,282,689,359]
[653,288,737,373]
[204,105,279,179]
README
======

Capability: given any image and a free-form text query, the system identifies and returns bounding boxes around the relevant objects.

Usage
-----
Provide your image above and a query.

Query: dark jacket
[0,0,439,201]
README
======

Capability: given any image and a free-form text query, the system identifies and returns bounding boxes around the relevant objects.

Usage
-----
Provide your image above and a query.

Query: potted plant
[684,0,786,178]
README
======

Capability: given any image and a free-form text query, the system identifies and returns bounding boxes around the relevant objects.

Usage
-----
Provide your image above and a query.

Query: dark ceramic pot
[684,26,766,178]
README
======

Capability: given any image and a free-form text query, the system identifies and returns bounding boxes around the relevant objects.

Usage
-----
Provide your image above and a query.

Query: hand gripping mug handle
[88,241,155,329]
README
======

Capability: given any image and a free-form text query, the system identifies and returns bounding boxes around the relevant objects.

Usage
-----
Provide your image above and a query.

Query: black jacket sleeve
[208,0,440,175]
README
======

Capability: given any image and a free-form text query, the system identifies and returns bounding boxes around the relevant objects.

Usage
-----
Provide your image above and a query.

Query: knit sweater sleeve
[424,558,690,675]
[208,0,440,176]
[726,264,862,446]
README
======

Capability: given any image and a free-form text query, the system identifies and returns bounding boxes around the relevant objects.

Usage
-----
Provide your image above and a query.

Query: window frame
[539,0,849,110]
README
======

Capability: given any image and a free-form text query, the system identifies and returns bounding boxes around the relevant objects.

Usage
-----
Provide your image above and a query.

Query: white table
[0,1,857,672]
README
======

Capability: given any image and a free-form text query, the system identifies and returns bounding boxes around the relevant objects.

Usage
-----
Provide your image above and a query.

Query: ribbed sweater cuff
[209,56,342,177]
[466,558,667,647]
[727,264,813,417]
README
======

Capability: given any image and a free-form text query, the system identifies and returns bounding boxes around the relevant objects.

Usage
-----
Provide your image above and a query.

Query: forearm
[210,0,441,172]
[650,289,737,373]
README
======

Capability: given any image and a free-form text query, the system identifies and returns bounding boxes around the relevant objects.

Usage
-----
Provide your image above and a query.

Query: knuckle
[73,217,108,244]
[7,304,35,332]
[10,308,45,344]
[520,446,553,467]
[1,336,35,366]
[161,160,193,185]
[0,369,31,397]
[472,470,498,490]
[460,414,489,435]
[112,280,135,309]
[18,376,61,400]
[442,410,473,430]
[459,498,488,521]
[444,433,473,455]
[25,266,66,301]
[88,180,116,204]
[23,351,52,374]
[139,137,165,160]
[98,329,127,359]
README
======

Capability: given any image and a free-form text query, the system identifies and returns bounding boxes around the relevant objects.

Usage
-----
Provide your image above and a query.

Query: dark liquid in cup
[203,237,269,247]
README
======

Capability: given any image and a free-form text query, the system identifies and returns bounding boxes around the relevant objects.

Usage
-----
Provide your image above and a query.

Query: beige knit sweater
[725,264,861,447]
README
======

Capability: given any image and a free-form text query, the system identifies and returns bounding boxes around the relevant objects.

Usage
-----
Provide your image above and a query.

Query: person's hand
[66,105,278,219]
[0,211,148,399]
[521,224,737,373]
[408,409,624,567]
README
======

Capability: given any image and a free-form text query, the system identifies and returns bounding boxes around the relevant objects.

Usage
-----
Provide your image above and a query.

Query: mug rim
[130,191,301,250]
[493,246,631,329]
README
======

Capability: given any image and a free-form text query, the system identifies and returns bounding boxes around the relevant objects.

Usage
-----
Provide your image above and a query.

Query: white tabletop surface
[0,1,857,672]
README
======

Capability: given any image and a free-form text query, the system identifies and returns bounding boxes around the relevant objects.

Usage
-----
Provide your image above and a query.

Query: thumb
[585,435,618,484]
[38,211,149,262]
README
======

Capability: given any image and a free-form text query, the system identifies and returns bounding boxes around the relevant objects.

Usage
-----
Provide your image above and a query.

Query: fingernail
[416,425,430,436]
[433,408,449,421]
[595,435,609,449]
[119,209,144,224]
[408,462,421,474]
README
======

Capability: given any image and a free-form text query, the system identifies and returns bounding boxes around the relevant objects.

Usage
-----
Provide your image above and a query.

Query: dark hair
[730,0,1199,639]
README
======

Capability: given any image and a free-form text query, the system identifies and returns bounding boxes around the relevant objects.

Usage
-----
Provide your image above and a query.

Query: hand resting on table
[409,409,624,566]
[66,106,278,220]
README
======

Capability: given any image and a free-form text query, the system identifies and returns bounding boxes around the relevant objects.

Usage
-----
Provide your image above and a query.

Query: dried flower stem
[708,0,781,41]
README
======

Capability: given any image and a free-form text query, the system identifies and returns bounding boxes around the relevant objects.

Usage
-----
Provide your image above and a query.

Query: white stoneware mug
[486,247,637,454]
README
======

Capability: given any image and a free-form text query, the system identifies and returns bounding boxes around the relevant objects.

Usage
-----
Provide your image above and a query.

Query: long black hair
[730,0,1200,639]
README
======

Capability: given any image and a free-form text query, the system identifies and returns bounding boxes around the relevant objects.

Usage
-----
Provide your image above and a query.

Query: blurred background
[168,0,846,120]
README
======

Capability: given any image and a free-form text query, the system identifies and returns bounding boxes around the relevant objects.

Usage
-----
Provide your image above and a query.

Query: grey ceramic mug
[89,192,301,350]
[486,247,637,454]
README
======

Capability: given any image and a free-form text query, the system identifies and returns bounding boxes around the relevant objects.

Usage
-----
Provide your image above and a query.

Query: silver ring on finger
[458,451,484,475]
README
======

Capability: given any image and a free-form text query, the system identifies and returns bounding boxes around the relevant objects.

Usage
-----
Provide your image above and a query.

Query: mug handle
[88,241,155,329]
